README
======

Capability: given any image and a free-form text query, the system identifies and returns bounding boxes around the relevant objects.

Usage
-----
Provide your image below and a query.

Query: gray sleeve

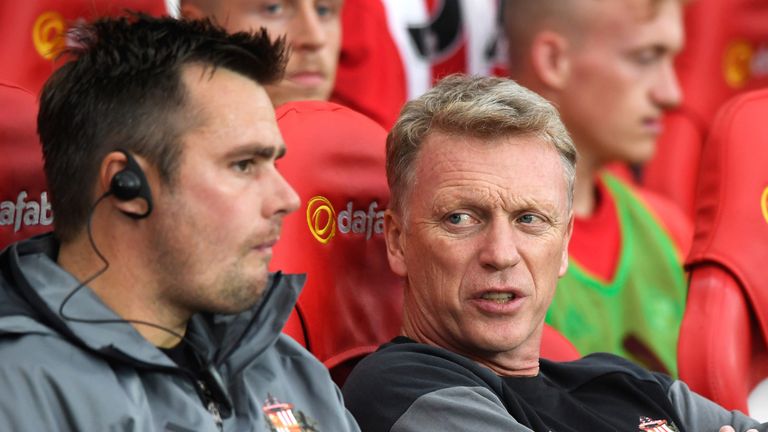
[391,386,532,432]
[667,380,768,432]
[0,335,154,432]
[0,335,97,432]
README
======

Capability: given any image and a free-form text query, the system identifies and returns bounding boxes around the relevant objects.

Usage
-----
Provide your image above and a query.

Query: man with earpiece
[0,13,359,432]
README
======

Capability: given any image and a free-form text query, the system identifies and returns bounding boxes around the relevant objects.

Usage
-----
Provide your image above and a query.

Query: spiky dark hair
[38,13,287,242]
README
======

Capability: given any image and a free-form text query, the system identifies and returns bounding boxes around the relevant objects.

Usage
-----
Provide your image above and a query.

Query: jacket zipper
[197,379,224,432]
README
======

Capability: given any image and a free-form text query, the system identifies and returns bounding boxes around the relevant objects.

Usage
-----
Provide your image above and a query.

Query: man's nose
[478,220,522,271]
[289,4,327,50]
[651,60,682,110]
[267,169,301,219]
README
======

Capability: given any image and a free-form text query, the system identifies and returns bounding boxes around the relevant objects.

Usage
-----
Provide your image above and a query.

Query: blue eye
[517,214,538,224]
[447,213,471,225]
[263,2,283,15]
[315,1,339,18]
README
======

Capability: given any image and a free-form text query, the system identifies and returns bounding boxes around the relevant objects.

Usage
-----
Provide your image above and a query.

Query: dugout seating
[272,101,404,385]
[0,82,50,250]
[678,89,768,419]
[541,325,580,362]
[330,0,407,130]
[643,0,768,219]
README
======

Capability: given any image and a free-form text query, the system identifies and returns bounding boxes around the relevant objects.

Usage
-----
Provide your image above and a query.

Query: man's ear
[99,151,151,217]
[530,30,571,90]
[559,211,575,277]
[384,209,408,277]
[180,1,207,19]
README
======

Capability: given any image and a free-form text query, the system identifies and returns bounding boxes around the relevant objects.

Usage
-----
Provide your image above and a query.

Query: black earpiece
[109,149,153,219]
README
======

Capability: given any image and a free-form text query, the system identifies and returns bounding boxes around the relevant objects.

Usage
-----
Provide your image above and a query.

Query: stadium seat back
[273,101,403,384]
[0,0,168,94]
[679,89,768,418]
[541,325,580,362]
[0,82,50,250]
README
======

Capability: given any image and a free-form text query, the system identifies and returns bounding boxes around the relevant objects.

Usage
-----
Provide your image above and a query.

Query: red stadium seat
[273,101,403,385]
[330,0,407,130]
[643,0,768,219]
[0,82,51,250]
[541,325,580,362]
[678,89,768,418]
[0,0,168,95]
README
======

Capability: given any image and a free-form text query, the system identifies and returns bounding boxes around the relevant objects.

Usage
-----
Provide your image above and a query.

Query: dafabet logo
[0,191,54,233]
[306,196,384,244]
[33,11,67,60]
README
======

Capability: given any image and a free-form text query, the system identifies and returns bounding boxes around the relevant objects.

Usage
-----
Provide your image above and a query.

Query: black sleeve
[342,344,529,432]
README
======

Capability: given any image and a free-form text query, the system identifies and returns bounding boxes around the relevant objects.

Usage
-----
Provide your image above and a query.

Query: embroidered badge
[638,416,679,432]
[262,393,320,431]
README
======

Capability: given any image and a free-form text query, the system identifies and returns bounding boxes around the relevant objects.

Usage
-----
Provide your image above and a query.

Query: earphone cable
[57,191,198,352]
[55,185,233,417]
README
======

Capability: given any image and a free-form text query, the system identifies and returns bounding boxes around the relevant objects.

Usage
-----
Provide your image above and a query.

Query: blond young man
[504,0,692,375]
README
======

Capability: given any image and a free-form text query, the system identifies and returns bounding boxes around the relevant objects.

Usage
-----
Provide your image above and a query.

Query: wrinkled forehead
[412,132,570,202]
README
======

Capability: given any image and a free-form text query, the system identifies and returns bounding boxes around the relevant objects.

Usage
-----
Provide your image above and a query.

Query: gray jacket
[0,234,360,432]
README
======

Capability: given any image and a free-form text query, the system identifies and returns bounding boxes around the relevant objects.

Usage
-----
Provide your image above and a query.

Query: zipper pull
[198,379,224,432]
[207,399,224,432]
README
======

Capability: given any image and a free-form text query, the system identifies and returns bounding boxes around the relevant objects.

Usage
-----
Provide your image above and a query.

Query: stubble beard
[148,212,269,317]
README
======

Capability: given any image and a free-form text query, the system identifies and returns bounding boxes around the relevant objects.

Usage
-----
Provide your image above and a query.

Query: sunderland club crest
[638,416,679,432]
[262,394,319,431]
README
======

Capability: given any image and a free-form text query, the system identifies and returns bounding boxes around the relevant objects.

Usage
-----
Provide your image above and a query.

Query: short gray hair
[386,74,577,215]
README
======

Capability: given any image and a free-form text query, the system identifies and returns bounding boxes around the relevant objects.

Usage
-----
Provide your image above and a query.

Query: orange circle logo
[33,11,67,60]
[723,40,754,89]
[306,196,336,244]
[761,187,768,225]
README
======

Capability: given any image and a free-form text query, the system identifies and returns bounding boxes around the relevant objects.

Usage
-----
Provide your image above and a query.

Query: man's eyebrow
[431,191,561,213]
[224,143,286,160]
[431,190,494,211]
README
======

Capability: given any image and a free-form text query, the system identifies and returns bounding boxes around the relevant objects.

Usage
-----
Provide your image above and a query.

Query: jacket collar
[0,233,305,369]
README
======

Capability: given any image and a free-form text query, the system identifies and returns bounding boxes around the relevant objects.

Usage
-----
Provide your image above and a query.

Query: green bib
[546,173,686,377]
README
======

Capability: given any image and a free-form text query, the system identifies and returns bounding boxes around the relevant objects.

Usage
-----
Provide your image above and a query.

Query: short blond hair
[503,0,688,74]
[386,74,577,215]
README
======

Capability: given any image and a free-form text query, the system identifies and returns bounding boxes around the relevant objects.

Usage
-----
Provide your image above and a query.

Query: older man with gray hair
[341,74,766,432]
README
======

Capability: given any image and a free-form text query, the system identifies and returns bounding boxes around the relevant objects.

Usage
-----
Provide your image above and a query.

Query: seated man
[0,14,358,431]
[180,0,342,106]
[504,0,692,375]
[342,74,766,432]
